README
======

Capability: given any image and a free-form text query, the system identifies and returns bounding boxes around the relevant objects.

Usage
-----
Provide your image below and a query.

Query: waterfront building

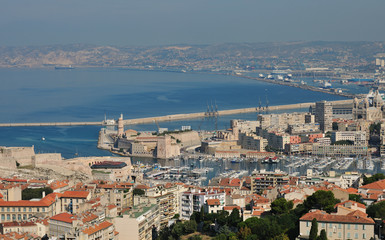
[250,170,289,193]
[90,161,141,183]
[331,131,367,145]
[238,132,268,152]
[353,89,385,121]
[288,123,321,135]
[299,210,374,240]
[315,100,333,133]
[312,144,368,157]
[115,203,160,240]
[258,112,314,130]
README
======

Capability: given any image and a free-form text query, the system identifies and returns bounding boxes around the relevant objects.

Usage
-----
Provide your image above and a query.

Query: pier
[0,99,352,127]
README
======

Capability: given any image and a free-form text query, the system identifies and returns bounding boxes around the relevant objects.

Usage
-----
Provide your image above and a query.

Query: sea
[0,68,347,160]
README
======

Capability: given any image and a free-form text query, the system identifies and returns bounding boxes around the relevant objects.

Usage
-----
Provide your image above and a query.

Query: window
[322,223,325,228]
[12,214,15,221]
[329,223,332,228]
[338,223,341,229]
[6,214,10,220]
[363,225,366,230]
[23,214,26,220]
[18,207,20,212]
[29,207,32,212]
[338,232,341,238]
[37,207,39,212]
[17,214,21,220]
[306,222,309,227]
[7,208,9,212]
[347,232,351,238]
[355,233,358,239]
[363,233,366,239]
[23,207,26,212]
[1,214,4,221]
[329,232,332,237]
[347,224,350,230]
[355,224,358,230]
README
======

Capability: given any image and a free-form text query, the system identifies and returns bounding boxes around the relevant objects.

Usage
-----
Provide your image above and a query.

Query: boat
[267,75,274,79]
[262,156,279,164]
[277,75,284,81]
[55,65,74,70]
[258,74,264,78]
[41,137,45,141]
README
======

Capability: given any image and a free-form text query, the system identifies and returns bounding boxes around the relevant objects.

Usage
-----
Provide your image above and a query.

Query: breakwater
[0,99,352,127]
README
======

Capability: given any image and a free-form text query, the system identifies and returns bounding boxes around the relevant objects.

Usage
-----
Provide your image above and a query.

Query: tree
[271,198,293,215]
[367,201,385,220]
[133,188,145,196]
[171,222,184,239]
[332,122,338,131]
[271,233,290,240]
[349,194,365,204]
[238,226,251,240]
[227,208,242,227]
[309,218,318,240]
[318,229,327,240]
[304,190,340,213]
[22,187,53,200]
[183,220,197,234]
[363,173,385,185]
[188,235,202,240]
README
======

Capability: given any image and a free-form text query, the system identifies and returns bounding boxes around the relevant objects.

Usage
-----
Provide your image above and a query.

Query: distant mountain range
[0,41,384,71]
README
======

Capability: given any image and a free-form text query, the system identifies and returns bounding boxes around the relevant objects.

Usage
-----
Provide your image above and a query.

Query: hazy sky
[1,0,385,46]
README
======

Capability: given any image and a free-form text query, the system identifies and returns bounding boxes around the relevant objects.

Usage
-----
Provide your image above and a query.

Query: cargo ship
[54,65,74,70]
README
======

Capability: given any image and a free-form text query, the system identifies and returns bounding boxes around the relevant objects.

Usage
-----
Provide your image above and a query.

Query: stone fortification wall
[169,131,201,148]
[0,157,17,170]
[0,146,35,166]
[33,153,62,167]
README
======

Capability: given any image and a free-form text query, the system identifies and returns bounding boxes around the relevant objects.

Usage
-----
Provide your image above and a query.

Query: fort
[0,99,353,127]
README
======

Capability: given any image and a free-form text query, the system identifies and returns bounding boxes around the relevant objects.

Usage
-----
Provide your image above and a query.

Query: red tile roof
[300,210,374,224]
[82,221,113,235]
[0,193,57,207]
[335,200,366,210]
[50,213,76,224]
[360,179,385,190]
[1,221,36,227]
[61,191,90,199]
[206,199,220,206]
[223,206,241,211]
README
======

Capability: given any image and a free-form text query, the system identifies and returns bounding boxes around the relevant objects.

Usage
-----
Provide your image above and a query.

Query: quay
[0,99,352,128]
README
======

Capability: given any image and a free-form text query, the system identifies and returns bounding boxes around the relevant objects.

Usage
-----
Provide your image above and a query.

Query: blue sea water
[0,68,346,158]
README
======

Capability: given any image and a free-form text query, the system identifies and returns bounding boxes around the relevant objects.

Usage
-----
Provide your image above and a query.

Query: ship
[262,156,279,164]
[55,65,74,70]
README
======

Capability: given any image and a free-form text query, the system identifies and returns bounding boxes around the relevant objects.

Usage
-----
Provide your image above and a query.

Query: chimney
[42,191,46,198]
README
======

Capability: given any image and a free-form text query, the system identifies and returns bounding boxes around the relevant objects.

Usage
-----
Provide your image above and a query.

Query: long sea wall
[0,99,352,127]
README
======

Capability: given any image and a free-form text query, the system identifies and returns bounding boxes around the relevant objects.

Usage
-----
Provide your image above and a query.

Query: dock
[0,99,352,127]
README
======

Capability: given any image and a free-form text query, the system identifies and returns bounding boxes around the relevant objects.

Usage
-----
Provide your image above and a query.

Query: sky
[1,0,385,46]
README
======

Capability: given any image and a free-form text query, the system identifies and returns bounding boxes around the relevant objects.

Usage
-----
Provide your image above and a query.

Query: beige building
[0,193,60,223]
[238,132,268,152]
[80,221,116,240]
[60,191,91,214]
[299,210,374,240]
[115,203,160,240]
